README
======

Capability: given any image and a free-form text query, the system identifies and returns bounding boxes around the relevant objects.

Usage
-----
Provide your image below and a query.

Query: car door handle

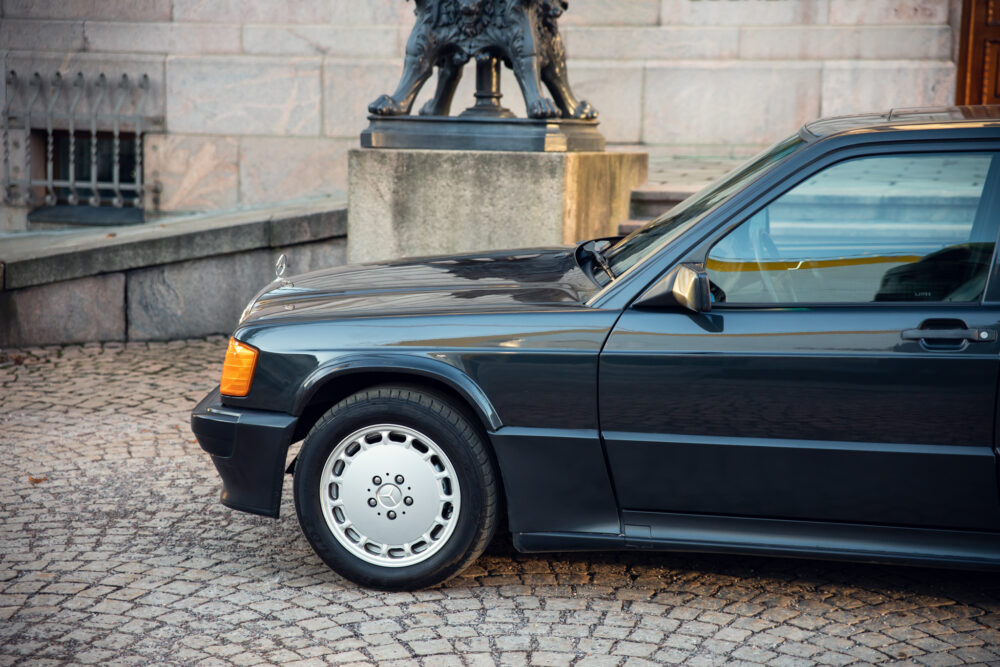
[901,328,997,342]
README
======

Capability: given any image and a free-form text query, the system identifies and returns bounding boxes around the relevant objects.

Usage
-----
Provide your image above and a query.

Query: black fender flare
[291,352,503,431]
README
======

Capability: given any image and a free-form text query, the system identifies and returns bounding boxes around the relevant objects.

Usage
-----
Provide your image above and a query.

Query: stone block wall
[0,0,961,216]
[0,201,348,345]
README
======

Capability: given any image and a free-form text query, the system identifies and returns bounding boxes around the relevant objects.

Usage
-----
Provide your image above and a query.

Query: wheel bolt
[372,476,382,485]
[395,474,404,484]
[404,496,413,506]
[387,511,396,520]
[367,498,377,507]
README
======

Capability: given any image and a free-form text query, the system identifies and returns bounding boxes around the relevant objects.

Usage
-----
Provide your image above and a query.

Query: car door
[600,147,1000,532]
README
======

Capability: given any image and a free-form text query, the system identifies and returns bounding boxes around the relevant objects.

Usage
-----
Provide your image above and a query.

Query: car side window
[706,153,998,305]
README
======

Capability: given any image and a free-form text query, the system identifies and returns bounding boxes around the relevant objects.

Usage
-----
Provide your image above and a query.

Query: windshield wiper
[580,240,615,282]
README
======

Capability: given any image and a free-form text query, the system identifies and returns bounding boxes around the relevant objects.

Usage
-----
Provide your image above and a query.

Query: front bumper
[191,388,298,518]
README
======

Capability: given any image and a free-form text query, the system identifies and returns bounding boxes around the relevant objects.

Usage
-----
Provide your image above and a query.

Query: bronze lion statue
[369,0,597,120]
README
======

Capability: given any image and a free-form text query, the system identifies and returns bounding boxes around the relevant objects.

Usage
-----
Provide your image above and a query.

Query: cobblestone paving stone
[3,338,1000,666]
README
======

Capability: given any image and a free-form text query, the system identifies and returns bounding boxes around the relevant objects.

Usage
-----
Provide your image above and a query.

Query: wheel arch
[290,356,503,446]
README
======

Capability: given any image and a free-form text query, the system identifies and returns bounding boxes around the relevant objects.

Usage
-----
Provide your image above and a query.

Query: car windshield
[605,134,806,276]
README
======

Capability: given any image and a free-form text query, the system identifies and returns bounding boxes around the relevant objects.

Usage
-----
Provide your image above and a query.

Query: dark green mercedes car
[193,107,1000,590]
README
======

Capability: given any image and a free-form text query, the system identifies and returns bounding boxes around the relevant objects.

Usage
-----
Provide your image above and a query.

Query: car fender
[292,352,503,431]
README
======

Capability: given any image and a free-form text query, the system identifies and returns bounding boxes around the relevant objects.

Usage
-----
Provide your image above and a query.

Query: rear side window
[706,153,998,304]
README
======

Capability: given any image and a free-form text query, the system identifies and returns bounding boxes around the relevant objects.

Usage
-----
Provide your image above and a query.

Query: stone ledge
[0,197,347,291]
[125,237,346,341]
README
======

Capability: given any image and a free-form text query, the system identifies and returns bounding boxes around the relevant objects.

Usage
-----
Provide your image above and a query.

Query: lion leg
[512,54,560,119]
[369,14,438,116]
[540,34,597,120]
[369,52,437,116]
[541,62,596,120]
[419,58,464,116]
[506,6,560,119]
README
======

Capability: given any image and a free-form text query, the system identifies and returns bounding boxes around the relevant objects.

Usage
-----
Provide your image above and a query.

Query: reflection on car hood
[241,247,599,324]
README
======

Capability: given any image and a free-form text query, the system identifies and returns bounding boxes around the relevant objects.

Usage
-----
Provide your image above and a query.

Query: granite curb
[0,197,347,291]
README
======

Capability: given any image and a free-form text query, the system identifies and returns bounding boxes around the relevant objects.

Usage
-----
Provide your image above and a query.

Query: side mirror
[634,263,712,313]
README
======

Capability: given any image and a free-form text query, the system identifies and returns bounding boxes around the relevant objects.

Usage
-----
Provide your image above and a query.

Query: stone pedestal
[347,149,648,264]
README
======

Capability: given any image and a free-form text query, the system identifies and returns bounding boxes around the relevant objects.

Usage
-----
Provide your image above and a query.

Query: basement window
[26,129,143,225]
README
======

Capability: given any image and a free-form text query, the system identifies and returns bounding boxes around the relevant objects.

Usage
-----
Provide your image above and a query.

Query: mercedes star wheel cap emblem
[377,484,402,508]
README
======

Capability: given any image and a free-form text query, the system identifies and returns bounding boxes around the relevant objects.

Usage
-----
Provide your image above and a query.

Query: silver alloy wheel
[319,423,462,567]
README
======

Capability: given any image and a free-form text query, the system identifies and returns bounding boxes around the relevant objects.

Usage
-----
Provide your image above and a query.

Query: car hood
[239,246,600,324]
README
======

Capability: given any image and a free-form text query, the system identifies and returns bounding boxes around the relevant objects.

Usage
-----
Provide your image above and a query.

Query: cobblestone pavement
[3,339,1000,666]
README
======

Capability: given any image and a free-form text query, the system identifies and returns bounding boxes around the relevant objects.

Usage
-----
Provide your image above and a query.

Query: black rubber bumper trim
[191,388,298,519]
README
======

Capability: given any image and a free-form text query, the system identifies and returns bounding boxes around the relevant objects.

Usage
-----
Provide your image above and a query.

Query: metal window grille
[2,71,158,211]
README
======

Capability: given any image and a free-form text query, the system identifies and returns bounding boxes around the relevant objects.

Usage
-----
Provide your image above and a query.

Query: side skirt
[513,511,1000,570]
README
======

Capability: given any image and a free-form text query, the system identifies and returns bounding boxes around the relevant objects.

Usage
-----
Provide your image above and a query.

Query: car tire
[293,385,499,590]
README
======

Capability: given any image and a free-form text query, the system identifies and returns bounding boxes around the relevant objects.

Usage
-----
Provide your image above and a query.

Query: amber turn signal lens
[220,338,258,397]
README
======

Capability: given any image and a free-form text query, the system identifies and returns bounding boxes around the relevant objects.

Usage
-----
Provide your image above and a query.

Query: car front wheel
[293,385,498,590]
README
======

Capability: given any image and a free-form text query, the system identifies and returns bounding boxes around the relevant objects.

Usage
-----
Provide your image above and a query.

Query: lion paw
[527,97,560,119]
[570,100,598,120]
[369,94,408,116]
[418,99,441,116]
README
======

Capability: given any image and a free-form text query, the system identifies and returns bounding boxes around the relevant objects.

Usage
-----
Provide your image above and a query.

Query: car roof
[802,105,1000,139]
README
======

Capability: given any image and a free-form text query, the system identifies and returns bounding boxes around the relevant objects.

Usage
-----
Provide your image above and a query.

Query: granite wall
[0,0,963,217]
[0,201,348,346]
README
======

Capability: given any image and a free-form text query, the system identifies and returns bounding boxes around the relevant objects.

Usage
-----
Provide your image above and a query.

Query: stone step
[618,184,697,235]
[615,147,750,236]
[618,218,651,236]
[629,184,696,219]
